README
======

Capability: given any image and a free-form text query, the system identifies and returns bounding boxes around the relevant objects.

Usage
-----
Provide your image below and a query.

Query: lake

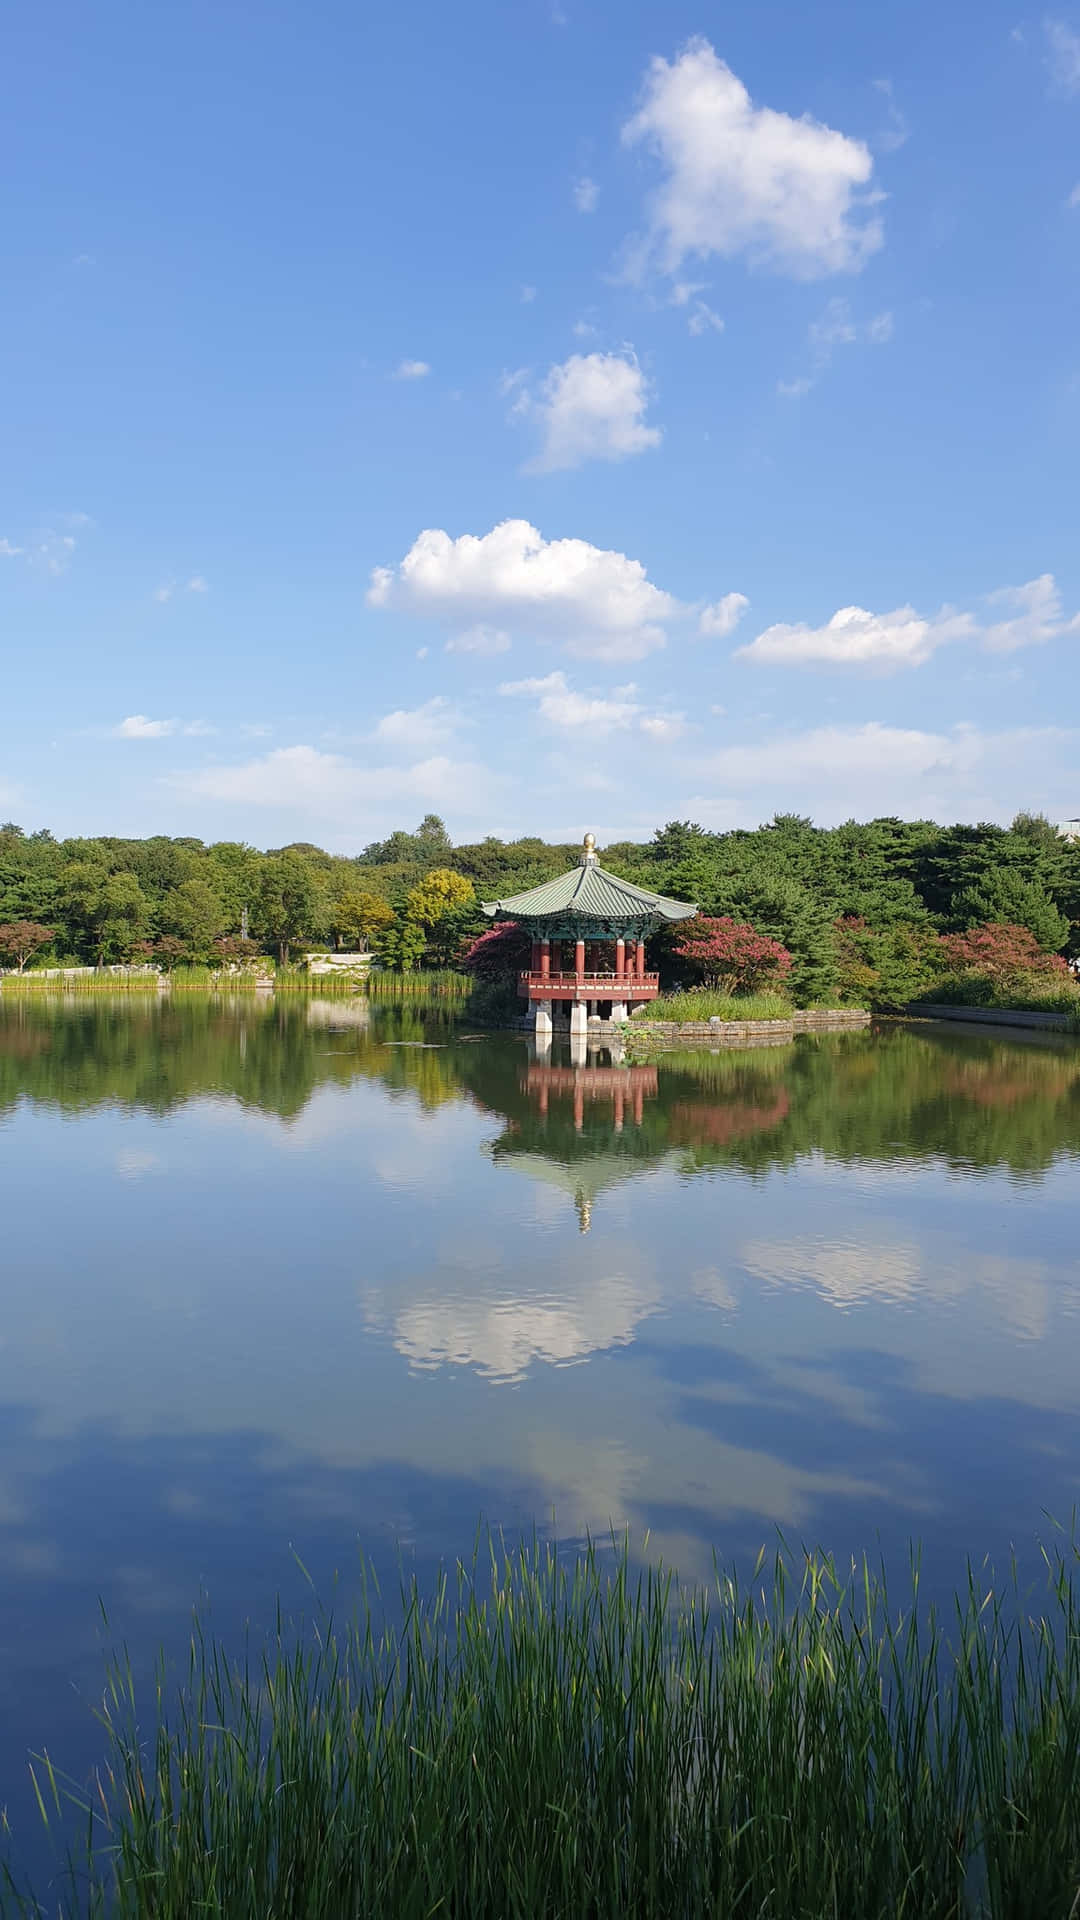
[1,994,1079,1858]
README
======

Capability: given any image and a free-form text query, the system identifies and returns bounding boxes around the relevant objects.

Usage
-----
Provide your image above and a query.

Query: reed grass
[635,987,796,1022]
[0,967,163,993]
[366,967,471,1003]
[7,1536,1080,1918]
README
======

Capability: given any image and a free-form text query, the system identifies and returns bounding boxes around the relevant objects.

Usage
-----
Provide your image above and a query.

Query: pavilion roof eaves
[481,859,697,924]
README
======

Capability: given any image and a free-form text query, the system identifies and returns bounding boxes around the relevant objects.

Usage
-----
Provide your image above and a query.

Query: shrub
[938,921,1071,981]
[672,916,793,996]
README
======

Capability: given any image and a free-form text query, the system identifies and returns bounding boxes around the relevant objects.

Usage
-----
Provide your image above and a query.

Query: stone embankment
[624,1009,871,1050]
[911,1003,1075,1033]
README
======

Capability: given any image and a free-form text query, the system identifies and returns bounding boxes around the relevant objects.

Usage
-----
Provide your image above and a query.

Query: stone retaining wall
[623,1009,871,1047]
[912,1003,1074,1033]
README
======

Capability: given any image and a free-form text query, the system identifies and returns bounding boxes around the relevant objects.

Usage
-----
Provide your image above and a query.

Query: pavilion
[482,833,696,1037]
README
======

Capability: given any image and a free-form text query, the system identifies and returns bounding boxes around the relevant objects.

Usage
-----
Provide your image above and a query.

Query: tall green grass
[366,967,471,1003]
[0,967,162,993]
[7,1536,1080,1917]
[634,987,795,1022]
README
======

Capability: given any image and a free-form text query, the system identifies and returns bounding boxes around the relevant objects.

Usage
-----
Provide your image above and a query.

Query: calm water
[2,994,1080,1854]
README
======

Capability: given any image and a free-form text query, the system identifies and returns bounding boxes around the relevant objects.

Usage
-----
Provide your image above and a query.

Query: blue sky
[2,0,1079,849]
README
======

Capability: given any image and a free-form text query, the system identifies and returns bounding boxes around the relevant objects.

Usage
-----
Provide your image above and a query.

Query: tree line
[1,808,1078,1007]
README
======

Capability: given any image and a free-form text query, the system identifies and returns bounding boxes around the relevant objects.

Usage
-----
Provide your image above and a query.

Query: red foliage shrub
[938,922,1069,981]
[673,916,793,995]
[461,920,531,980]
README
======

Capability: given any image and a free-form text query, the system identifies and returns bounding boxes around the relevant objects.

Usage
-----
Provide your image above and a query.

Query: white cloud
[178,745,498,827]
[780,297,894,394]
[621,38,883,281]
[1045,17,1080,92]
[114,714,176,739]
[0,538,23,558]
[519,351,661,471]
[808,296,858,355]
[445,624,511,655]
[500,669,685,740]
[687,300,724,335]
[573,176,599,212]
[1068,182,1080,207]
[699,591,749,638]
[737,603,973,670]
[30,529,77,574]
[372,696,462,749]
[393,359,431,379]
[520,284,537,302]
[368,518,678,661]
[736,575,1078,671]
[872,78,909,153]
[688,721,1080,825]
[156,575,208,603]
[981,573,1080,651]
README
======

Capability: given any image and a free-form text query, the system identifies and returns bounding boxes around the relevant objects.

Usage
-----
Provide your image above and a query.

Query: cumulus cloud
[368,518,678,661]
[621,38,883,280]
[372,696,463,749]
[699,591,749,638]
[1045,17,1080,93]
[114,714,176,739]
[737,603,973,670]
[517,351,661,471]
[445,624,511,655]
[393,359,431,379]
[736,575,1079,670]
[500,669,685,740]
[573,176,599,212]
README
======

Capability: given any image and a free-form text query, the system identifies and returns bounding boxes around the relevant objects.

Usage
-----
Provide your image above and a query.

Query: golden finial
[583,832,596,853]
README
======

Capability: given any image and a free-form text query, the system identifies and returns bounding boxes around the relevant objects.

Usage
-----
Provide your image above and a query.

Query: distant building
[1056,820,1080,842]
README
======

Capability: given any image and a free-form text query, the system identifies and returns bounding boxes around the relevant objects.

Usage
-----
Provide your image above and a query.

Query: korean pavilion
[482,832,696,1038]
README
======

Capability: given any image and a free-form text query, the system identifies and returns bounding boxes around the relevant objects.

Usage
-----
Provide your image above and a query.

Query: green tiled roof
[482,849,696,924]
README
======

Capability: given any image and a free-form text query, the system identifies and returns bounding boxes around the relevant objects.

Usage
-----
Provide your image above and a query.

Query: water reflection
[1,998,1079,1590]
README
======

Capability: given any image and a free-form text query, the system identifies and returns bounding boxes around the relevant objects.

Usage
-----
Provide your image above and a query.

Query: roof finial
[581,831,597,866]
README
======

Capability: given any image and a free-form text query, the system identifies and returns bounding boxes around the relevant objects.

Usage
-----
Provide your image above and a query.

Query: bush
[672,916,793,995]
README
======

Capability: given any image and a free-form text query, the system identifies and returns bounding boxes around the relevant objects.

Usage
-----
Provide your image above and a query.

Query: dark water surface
[1,994,1079,1856]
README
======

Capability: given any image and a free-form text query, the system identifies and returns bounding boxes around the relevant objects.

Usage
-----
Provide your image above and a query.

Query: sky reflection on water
[1,995,1079,1849]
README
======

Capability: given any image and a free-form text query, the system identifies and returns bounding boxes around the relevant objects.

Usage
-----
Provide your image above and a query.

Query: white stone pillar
[569,1001,588,1040]
[610,1001,629,1025]
[531,999,553,1043]
[569,1026,587,1067]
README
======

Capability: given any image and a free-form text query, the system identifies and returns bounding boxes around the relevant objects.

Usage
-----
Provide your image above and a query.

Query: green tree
[327,886,395,951]
[96,872,152,962]
[955,871,1069,952]
[253,854,325,962]
[159,878,227,961]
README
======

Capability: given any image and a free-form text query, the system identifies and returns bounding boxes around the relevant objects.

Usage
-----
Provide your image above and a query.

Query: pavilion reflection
[481,1038,675,1232]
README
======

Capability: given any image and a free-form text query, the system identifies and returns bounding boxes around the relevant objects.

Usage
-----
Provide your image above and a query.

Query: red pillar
[633,1084,644,1127]
[636,939,646,982]
[573,1083,584,1132]
[540,939,550,980]
[615,937,625,980]
[575,938,585,984]
[531,939,541,973]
